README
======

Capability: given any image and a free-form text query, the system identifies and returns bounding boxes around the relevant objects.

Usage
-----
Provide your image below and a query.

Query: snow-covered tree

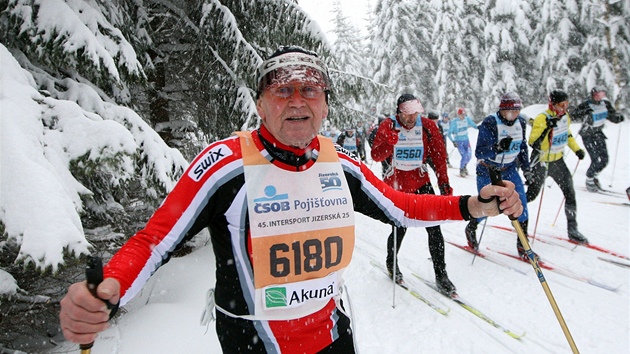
[369,0,428,114]
[431,0,486,117]
[327,0,371,127]
[362,0,393,117]
[533,0,587,97]
[410,0,439,109]
[0,0,188,272]
[482,0,535,112]
[330,0,366,77]
[577,0,630,108]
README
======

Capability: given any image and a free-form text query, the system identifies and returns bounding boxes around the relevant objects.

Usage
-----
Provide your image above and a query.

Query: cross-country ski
[369,260,451,315]
[411,273,526,340]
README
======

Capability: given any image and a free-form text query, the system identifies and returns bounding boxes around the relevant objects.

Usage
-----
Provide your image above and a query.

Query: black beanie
[591,85,606,95]
[549,90,569,104]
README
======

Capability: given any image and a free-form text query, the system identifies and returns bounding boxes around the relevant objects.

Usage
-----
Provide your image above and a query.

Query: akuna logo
[188,144,232,181]
[265,287,287,308]
[253,185,290,214]
[264,283,336,309]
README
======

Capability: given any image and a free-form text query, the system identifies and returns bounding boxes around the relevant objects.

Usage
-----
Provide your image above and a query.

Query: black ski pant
[582,130,609,178]
[386,184,448,277]
[526,159,579,232]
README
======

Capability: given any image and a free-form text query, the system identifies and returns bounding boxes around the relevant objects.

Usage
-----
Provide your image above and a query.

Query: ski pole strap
[200,289,277,322]
[477,194,494,203]
[200,288,216,327]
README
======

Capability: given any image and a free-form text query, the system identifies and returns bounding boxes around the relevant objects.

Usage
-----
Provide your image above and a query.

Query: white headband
[257,52,330,89]
[259,52,328,78]
[398,99,424,114]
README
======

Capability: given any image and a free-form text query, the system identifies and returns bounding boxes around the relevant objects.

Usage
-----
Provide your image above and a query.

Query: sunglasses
[268,85,326,99]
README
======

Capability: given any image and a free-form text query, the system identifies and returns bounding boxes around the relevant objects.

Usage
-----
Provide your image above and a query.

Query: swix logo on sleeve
[189,144,232,181]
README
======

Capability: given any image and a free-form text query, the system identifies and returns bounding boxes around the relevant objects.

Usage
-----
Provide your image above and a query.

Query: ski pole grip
[487,168,518,221]
[80,255,104,352]
[85,256,103,297]
[488,167,504,187]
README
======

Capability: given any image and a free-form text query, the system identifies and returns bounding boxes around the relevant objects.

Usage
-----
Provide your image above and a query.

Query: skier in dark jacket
[355,121,367,161]
[337,127,362,158]
[465,92,533,260]
[572,85,625,192]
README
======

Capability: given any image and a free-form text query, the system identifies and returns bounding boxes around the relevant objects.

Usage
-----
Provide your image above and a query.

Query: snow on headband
[398,99,424,114]
[257,52,330,91]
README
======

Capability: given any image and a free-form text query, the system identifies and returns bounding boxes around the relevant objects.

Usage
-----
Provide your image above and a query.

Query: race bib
[238,133,355,319]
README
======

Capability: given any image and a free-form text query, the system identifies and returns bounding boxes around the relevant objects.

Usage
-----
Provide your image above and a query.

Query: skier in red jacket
[59,47,522,353]
[371,93,456,295]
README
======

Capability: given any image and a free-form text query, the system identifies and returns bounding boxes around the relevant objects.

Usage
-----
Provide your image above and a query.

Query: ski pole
[473,156,506,262]
[608,126,622,187]
[531,186,545,246]
[551,197,563,227]
[81,256,104,354]
[471,218,488,265]
[488,168,579,354]
[552,160,580,226]
[392,225,398,308]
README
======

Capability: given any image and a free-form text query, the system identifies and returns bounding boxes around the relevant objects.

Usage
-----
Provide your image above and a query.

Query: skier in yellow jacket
[525,90,588,243]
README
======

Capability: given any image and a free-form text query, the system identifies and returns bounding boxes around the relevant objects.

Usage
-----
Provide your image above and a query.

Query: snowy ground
[57,119,629,354]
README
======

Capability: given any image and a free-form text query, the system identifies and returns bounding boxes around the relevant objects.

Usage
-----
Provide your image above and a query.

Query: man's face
[500,109,520,121]
[552,101,569,116]
[257,82,328,148]
[593,91,606,101]
[399,112,418,128]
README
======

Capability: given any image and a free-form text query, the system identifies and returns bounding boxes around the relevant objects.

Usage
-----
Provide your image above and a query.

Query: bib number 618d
[269,236,343,277]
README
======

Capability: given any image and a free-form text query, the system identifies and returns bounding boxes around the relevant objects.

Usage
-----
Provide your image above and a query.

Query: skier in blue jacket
[448,107,478,177]
[465,93,533,260]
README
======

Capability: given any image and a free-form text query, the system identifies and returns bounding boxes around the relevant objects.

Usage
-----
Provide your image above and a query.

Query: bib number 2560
[269,236,343,277]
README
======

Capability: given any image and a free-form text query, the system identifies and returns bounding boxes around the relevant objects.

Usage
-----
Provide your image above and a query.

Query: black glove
[547,118,558,128]
[439,183,453,196]
[576,150,585,160]
[496,136,513,152]
[523,170,533,186]
[609,112,625,123]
